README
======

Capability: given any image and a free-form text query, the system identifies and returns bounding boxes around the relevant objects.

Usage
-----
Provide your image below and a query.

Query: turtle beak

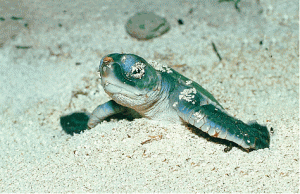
[99,56,114,78]
[99,56,124,90]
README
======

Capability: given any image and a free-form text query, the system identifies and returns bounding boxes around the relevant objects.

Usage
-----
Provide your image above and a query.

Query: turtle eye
[130,62,146,79]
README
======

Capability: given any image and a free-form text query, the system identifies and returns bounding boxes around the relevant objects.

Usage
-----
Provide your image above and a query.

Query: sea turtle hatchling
[87,53,270,151]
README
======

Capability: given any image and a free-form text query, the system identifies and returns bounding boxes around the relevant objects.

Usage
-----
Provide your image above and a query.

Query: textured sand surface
[0,0,299,192]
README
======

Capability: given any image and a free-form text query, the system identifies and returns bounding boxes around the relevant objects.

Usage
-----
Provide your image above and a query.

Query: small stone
[125,12,170,40]
[177,19,184,25]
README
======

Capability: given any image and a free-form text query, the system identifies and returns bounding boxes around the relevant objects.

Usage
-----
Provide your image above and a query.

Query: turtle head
[98,53,161,109]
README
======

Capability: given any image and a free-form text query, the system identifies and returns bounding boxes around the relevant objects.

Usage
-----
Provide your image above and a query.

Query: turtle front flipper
[170,83,270,151]
[88,100,132,129]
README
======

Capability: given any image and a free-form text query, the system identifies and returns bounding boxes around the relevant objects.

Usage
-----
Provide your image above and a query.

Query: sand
[0,0,299,192]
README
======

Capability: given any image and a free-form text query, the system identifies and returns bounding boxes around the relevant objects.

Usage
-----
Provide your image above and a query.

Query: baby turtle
[88,53,270,151]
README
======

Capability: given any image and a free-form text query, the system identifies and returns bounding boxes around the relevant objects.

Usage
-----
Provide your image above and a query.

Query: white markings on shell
[186,80,193,85]
[173,102,178,107]
[131,62,146,79]
[179,87,196,104]
[193,111,205,123]
[121,55,126,63]
[149,60,173,73]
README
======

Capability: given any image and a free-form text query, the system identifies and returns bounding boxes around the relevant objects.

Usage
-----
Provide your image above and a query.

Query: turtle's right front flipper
[88,100,126,129]
[196,104,270,150]
[176,102,270,150]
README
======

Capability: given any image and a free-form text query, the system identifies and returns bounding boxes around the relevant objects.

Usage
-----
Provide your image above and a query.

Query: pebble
[125,12,171,40]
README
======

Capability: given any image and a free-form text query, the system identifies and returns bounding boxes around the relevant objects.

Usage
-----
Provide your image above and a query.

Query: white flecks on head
[149,61,173,73]
[179,88,197,104]
[173,102,178,107]
[121,55,126,63]
[186,80,193,85]
[131,62,146,79]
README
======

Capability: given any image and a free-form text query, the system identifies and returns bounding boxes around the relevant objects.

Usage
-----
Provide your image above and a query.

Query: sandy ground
[0,0,299,192]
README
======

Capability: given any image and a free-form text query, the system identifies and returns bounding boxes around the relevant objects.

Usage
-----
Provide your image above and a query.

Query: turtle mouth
[102,80,144,99]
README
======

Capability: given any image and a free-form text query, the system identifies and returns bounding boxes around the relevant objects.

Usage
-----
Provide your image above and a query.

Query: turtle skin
[87,53,270,151]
